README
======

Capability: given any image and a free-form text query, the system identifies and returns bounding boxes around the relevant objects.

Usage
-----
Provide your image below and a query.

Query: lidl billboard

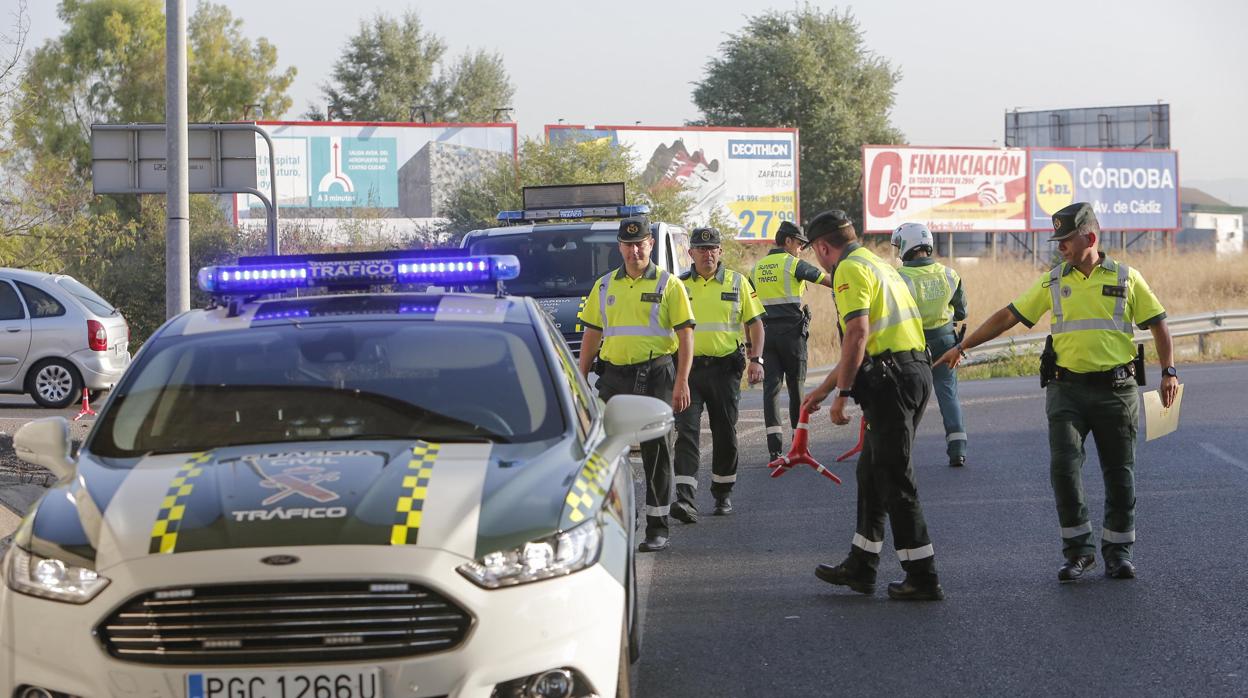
[1028,149,1179,231]
[235,121,517,221]
[546,125,799,242]
[862,146,1028,233]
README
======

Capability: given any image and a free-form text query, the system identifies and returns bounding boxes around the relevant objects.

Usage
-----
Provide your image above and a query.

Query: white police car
[1,250,671,698]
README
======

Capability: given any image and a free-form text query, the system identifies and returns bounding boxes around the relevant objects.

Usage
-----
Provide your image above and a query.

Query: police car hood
[533,296,587,340]
[27,439,584,572]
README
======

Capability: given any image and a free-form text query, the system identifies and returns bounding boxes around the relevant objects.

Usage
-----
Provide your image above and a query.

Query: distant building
[1177,188,1244,255]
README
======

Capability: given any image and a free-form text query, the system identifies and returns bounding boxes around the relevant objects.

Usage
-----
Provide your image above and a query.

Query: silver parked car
[0,269,130,408]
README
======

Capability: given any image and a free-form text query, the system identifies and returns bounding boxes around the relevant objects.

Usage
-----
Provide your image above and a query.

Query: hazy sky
[17,0,1248,183]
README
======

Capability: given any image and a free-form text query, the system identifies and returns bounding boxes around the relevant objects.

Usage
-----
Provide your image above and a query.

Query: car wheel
[28,359,82,409]
[616,620,633,698]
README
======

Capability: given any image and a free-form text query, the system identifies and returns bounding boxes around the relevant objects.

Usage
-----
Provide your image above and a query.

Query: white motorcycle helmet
[891,222,934,261]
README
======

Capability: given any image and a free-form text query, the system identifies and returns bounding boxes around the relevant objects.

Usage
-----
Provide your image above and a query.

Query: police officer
[800,210,944,601]
[893,222,970,467]
[578,216,695,553]
[672,227,766,522]
[751,221,833,462]
[935,202,1178,582]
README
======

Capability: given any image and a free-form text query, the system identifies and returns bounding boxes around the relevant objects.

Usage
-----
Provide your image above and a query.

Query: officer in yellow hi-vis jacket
[893,222,970,467]
[751,221,833,462]
[800,209,944,602]
[937,202,1178,583]
[578,215,695,553]
[672,227,766,522]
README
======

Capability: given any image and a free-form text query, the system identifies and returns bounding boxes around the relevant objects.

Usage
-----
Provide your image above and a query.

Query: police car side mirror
[602,395,673,448]
[14,417,75,481]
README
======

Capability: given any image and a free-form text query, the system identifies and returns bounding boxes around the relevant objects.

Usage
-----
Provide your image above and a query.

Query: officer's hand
[934,346,963,370]
[1160,374,1179,408]
[747,362,764,385]
[672,381,691,413]
[801,387,829,414]
[829,396,850,426]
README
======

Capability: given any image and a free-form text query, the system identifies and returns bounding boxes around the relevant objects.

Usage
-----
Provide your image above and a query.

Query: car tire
[616,620,633,698]
[28,359,82,409]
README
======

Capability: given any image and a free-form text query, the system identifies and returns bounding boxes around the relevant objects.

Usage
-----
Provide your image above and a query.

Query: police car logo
[1061,285,1072,298]
[260,465,341,505]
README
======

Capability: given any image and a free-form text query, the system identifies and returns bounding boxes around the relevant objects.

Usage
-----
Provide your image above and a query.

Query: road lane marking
[1200,443,1248,475]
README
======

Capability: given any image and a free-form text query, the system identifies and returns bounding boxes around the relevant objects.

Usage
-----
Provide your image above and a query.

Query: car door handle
[5,327,21,333]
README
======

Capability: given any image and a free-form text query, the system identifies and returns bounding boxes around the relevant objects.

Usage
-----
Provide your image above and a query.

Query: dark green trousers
[674,359,743,508]
[762,319,807,455]
[1045,380,1139,562]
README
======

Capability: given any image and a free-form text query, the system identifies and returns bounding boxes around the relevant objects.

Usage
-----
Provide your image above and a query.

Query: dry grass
[721,240,1248,370]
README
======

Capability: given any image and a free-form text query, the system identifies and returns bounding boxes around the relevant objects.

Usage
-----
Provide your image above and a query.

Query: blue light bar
[495,203,651,223]
[197,252,520,295]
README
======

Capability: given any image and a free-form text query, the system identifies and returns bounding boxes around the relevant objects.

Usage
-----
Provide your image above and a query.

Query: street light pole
[165,0,190,318]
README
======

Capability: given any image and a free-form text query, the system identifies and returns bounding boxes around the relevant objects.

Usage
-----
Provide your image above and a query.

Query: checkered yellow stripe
[390,443,440,545]
[148,453,212,554]
[562,453,612,527]
[574,295,587,333]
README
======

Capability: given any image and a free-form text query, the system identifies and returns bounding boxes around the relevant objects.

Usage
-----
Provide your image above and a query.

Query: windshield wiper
[330,433,511,444]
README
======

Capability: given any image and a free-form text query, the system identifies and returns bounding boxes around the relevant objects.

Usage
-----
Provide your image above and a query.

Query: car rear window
[15,281,66,318]
[90,320,566,458]
[55,277,116,316]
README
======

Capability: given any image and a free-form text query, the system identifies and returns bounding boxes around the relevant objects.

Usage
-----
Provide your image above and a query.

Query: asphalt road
[632,361,1248,697]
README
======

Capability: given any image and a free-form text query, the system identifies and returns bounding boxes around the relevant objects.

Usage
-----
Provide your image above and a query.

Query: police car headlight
[457,518,603,589]
[6,547,110,603]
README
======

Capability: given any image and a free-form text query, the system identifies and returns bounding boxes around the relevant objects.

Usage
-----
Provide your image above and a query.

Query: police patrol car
[459,183,690,356]
[1,249,671,698]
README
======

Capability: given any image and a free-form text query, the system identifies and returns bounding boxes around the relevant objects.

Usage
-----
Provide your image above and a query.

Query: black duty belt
[692,353,737,369]
[872,348,930,365]
[602,354,673,374]
[1054,364,1134,387]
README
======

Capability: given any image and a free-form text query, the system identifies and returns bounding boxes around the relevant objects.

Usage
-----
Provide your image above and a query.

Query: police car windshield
[464,228,654,297]
[89,321,563,458]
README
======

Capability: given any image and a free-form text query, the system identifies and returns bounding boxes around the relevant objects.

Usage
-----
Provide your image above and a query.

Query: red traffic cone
[73,388,97,421]
[767,407,842,484]
[835,416,867,462]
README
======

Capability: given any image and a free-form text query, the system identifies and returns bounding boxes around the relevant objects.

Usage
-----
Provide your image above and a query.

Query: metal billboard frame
[91,123,280,253]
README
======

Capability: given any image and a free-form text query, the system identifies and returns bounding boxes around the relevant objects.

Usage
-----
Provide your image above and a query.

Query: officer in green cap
[936,201,1179,582]
[672,226,766,521]
[578,215,695,553]
[750,220,834,462]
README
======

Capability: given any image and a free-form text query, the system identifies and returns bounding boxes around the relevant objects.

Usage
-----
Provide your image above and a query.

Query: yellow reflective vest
[578,263,695,365]
[898,261,961,331]
[832,245,925,356]
[680,264,766,357]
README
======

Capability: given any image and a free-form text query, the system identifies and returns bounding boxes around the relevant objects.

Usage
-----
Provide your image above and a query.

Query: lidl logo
[1034,161,1075,215]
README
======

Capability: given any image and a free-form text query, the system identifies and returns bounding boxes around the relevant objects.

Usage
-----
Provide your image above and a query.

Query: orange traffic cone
[835,416,867,462]
[767,407,842,484]
[73,388,97,421]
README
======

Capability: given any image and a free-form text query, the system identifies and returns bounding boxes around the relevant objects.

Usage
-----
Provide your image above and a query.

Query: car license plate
[186,668,380,698]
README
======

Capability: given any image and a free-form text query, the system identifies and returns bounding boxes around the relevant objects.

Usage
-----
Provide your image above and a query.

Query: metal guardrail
[963,309,1248,365]
[807,309,1248,380]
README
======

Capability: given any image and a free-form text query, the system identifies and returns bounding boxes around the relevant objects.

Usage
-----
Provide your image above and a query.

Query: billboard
[235,121,517,221]
[862,146,1027,233]
[546,125,799,242]
[1029,149,1179,231]
[1005,104,1170,149]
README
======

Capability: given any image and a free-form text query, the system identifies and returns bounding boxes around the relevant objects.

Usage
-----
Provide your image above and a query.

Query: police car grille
[96,581,472,665]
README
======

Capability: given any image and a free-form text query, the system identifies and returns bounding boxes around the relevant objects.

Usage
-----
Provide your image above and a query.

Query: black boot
[814,557,876,595]
[670,500,698,524]
[886,575,945,601]
[713,494,733,516]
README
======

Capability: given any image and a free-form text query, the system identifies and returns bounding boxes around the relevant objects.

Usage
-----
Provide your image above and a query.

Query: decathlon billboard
[862,146,1028,233]
[235,121,517,221]
[1028,149,1179,231]
[546,125,799,242]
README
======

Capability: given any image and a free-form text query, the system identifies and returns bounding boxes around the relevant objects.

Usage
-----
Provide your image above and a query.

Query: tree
[440,138,693,243]
[312,11,514,123]
[691,6,904,224]
[13,0,295,176]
